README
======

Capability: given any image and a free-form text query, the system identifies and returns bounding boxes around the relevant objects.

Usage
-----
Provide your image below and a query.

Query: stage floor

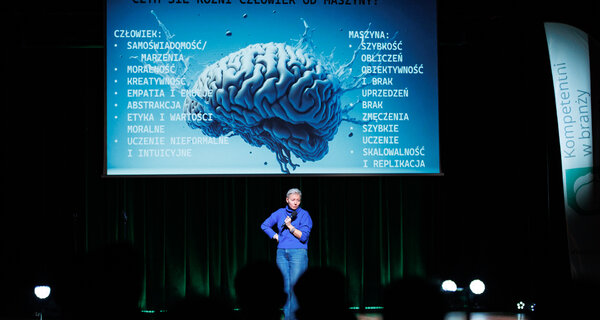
[357,312,530,320]
[0,312,531,320]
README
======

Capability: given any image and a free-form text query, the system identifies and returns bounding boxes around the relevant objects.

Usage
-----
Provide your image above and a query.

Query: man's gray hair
[286,188,302,198]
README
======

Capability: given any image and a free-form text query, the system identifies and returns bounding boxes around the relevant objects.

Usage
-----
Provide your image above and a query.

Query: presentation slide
[105,0,440,175]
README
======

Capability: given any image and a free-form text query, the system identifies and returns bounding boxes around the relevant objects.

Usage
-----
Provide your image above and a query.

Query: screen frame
[102,0,444,178]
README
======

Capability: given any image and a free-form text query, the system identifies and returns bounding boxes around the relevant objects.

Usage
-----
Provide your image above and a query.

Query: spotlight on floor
[469,279,485,295]
[441,280,458,292]
[34,286,51,300]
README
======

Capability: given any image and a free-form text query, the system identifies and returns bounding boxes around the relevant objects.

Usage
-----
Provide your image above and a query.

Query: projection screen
[105,0,441,176]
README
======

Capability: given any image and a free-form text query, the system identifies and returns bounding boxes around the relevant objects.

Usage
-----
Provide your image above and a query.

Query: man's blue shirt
[261,206,312,249]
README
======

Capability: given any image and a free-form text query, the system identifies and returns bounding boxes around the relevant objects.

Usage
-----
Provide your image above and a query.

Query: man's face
[286,193,301,210]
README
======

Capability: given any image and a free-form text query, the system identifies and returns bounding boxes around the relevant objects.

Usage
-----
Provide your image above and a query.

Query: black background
[3,0,598,317]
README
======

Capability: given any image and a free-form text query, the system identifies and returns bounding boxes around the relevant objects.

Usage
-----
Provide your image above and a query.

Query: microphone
[281,210,298,230]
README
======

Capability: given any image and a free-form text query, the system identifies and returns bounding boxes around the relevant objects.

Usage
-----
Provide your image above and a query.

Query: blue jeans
[276,248,308,320]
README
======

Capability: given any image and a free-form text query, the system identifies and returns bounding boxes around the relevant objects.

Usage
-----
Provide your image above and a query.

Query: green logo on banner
[565,167,599,215]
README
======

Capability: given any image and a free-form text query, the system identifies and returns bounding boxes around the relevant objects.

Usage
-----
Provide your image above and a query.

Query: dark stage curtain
[80,176,443,311]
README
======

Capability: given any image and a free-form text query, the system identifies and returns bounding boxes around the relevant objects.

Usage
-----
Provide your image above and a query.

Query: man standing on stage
[261,188,313,320]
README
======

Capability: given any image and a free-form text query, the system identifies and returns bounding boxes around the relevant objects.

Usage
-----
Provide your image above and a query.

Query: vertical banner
[544,22,599,281]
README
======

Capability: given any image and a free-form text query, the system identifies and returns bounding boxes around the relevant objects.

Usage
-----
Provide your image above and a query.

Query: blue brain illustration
[183,42,345,173]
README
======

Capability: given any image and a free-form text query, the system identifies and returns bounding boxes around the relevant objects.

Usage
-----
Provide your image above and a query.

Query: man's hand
[273,234,279,242]
[284,216,292,228]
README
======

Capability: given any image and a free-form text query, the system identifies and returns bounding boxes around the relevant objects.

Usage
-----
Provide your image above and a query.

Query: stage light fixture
[469,279,485,295]
[516,300,536,313]
[441,280,458,292]
[34,286,51,300]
